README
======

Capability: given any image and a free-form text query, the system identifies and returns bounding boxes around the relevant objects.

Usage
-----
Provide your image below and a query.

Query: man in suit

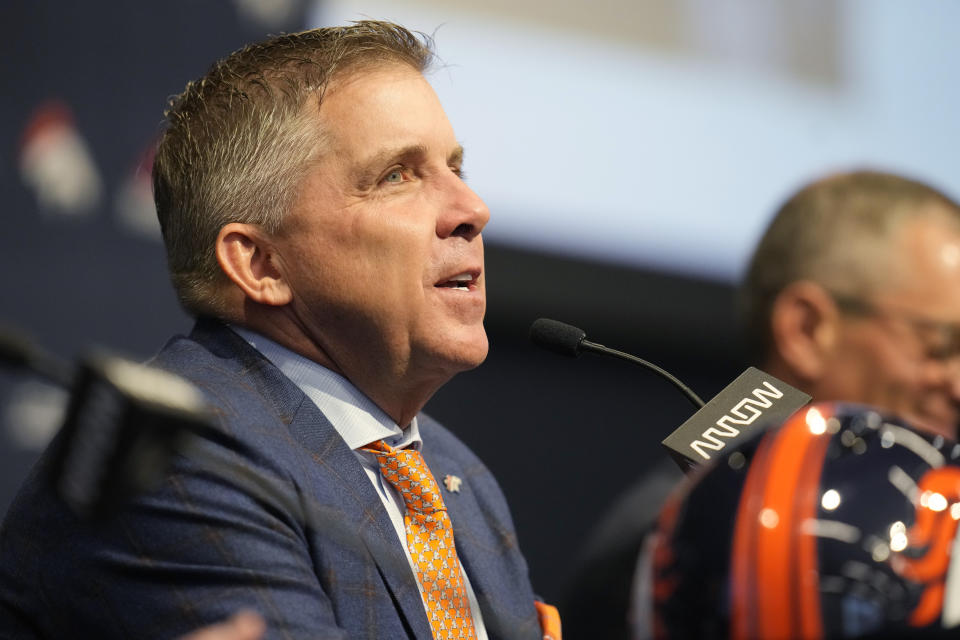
[562,169,960,639]
[0,22,557,639]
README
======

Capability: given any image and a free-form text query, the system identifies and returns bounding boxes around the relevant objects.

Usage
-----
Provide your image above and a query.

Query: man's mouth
[435,272,476,292]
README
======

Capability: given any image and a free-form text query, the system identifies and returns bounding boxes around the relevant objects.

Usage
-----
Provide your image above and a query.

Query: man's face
[819,213,960,440]
[274,64,489,398]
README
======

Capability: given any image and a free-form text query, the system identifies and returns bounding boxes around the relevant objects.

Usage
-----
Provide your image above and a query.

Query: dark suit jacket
[0,319,541,639]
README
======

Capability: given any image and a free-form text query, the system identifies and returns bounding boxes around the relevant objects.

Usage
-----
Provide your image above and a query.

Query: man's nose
[436,174,490,241]
[943,357,960,401]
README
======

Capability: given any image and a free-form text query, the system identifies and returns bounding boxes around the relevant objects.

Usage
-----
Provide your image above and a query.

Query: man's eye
[383,168,406,184]
[926,343,954,361]
[920,326,959,361]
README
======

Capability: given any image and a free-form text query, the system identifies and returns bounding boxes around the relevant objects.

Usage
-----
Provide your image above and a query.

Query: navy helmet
[652,403,960,638]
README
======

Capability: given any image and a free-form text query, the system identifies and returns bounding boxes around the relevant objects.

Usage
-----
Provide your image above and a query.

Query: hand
[534,601,562,640]
[177,611,266,640]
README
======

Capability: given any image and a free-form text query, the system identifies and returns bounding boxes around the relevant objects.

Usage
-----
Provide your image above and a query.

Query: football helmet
[652,403,960,638]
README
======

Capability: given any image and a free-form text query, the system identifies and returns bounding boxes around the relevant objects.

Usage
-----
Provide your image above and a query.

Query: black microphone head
[529,318,586,357]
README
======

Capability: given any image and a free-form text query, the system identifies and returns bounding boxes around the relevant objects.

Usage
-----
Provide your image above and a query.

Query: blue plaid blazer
[0,319,541,639]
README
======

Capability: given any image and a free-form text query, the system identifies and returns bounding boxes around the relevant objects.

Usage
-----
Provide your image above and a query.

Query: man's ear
[215,223,292,306]
[768,280,840,382]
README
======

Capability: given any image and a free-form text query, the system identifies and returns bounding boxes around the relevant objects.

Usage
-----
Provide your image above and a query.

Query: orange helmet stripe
[732,408,832,639]
[901,467,960,626]
[731,424,778,639]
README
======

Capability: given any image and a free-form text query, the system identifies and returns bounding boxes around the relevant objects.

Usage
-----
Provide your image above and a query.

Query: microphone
[0,326,219,518]
[529,318,811,470]
[0,325,73,387]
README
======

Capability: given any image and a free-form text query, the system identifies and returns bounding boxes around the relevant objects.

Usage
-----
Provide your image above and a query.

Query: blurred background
[2,0,958,606]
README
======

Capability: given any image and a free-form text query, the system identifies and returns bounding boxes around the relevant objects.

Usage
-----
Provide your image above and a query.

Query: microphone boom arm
[579,339,705,409]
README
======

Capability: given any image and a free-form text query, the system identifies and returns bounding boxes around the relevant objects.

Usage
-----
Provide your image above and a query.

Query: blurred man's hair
[740,169,960,364]
[153,21,436,318]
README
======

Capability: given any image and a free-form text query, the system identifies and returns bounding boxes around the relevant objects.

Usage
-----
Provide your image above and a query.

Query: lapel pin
[443,474,462,493]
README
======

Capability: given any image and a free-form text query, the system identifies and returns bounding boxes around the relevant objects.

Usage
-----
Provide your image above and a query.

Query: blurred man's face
[818,213,960,440]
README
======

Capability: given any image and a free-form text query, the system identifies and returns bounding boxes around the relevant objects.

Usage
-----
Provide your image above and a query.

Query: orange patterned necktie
[363,440,478,640]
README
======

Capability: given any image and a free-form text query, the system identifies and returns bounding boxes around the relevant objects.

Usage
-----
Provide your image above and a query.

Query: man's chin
[435,332,489,373]
[451,338,489,371]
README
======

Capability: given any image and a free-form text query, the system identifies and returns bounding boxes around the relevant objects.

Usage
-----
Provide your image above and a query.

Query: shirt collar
[230,326,421,452]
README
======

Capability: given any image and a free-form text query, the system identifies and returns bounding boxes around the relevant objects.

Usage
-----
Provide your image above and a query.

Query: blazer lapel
[284,395,434,639]
[422,450,506,633]
[422,449,540,640]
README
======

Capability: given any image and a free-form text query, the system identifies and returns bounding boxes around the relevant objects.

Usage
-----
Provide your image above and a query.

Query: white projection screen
[312,0,960,283]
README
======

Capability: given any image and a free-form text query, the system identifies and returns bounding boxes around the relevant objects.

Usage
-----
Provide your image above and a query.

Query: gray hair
[153,21,436,317]
[739,169,960,363]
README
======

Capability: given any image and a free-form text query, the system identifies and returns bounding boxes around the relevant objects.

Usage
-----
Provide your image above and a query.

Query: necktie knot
[362,441,445,514]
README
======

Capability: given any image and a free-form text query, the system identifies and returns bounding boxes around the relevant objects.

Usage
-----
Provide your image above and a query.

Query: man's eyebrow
[352,144,427,185]
[352,144,466,185]
[449,145,464,166]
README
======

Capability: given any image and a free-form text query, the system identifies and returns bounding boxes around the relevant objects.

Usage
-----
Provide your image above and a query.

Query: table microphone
[529,318,811,470]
